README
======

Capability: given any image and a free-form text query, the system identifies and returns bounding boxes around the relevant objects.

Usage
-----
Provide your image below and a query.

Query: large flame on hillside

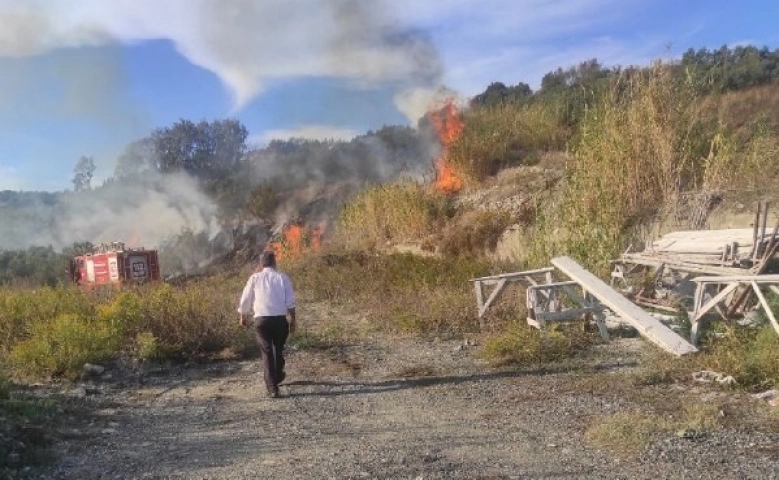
[427,100,464,194]
[269,223,324,262]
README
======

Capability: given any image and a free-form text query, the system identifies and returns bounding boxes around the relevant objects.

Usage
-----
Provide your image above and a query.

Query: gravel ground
[33,329,778,480]
[21,296,776,480]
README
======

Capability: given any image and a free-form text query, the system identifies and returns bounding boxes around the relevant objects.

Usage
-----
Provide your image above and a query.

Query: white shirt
[237,267,296,317]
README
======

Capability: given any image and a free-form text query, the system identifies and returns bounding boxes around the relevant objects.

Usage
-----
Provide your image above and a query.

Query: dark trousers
[254,315,289,392]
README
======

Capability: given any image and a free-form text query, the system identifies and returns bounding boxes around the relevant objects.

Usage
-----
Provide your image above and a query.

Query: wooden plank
[763,218,779,261]
[593,310,610,341]
[693,282,740,322]
[527,281,580,290]
[551,256,698,356]
[479,279,507,317]
[752,202,761,259]
[474,281,484,318]
[470,267,554,282]
[760,238,779,268]
[692,274,779,283]
[536,308,596,322]
[759,202,770,259]
[478,279,514,286]
[620,254,747,276]
[751,281,779,337]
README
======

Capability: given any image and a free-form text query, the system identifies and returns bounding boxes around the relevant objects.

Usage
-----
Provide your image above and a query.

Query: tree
[114,138,156,180]
[150,118,248,179]
[72,156,96,191]
[472,81,533,107]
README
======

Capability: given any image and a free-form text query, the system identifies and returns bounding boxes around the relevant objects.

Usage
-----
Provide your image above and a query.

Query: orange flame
[427,100,464,194]
[269,223,325,262]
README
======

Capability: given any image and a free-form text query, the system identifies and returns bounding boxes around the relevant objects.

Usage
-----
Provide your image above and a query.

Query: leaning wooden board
[552,256,698,356]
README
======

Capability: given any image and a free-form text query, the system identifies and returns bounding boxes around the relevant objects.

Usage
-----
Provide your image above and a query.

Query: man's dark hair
[260,251,276,268]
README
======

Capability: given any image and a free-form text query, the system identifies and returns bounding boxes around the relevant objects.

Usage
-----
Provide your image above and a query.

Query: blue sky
[0,0,778,191]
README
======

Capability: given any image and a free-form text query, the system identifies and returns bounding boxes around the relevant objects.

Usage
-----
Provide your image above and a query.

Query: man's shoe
[267,388,280,398]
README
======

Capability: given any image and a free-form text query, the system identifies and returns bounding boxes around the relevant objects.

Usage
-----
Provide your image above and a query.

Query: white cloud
[252,126,360,145]
[0,0,442,112]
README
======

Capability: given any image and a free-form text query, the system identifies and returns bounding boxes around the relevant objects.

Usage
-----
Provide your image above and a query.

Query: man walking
[238,251,296,398]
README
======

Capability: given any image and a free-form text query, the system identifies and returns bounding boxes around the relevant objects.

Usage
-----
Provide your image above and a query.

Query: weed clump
[586,403,724,455]
[481,321,595,366]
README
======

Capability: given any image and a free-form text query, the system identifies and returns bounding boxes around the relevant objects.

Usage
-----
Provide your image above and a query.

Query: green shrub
[0,373,9,400]
[699,324,779,390]
[9,313,122,380]
[0,287,94,356]
[97,291,145,335]
[135,331,162,361]
[481,320,594,366]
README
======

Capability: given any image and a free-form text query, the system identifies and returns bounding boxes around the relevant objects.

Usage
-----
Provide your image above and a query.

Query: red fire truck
[68,242,161,289]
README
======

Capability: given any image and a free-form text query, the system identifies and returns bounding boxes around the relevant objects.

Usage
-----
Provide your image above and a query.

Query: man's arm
[284,275,296,333]
[287,307,296,334]
[237,276,255,327]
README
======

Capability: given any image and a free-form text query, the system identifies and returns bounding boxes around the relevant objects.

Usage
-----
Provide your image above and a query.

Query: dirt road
[44,328,779,480]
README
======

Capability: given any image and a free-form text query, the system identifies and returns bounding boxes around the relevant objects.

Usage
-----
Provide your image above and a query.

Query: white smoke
[0,172,220,251]
[0,0,442,116]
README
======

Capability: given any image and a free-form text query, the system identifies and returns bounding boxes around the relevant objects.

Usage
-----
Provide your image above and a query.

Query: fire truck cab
[69,242,160,289]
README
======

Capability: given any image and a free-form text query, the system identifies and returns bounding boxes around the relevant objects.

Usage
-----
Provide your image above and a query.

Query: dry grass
[334,181,452,251]
[585,411,663,455]
[448,101,568,183]
[526,63,779,273]
[436,209,513,258]
[287,251,498,335]
[586,403,724,455]
[637,322,779,392]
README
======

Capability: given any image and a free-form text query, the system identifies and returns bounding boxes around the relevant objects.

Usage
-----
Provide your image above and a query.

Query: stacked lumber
[618,221,779,275]
[648,229,771,257]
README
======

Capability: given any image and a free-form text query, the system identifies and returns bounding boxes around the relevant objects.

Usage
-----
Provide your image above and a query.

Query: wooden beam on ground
[551,256,698,356]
